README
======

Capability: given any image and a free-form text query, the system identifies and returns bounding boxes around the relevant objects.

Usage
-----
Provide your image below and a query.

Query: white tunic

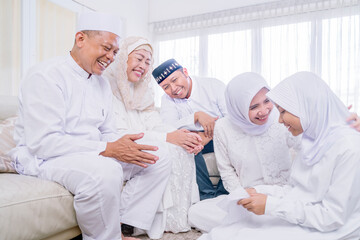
[160,76,227,131]
[112,96,199,237]
[214,117,298,192]
[12,55,117,175]
[11,55,172,240]
[188,117,299,233]
[200,134,360,240]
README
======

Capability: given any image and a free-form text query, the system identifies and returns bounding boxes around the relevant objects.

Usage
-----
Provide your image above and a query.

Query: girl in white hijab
[200,72,360,240]
[104,37,202,239]
[189,72,299,233]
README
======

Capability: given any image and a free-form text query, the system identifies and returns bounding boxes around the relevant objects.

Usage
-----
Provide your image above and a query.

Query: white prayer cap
[76,12,123,38]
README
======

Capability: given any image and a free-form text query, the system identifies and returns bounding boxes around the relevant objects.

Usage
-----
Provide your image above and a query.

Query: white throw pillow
[0,117,17,173]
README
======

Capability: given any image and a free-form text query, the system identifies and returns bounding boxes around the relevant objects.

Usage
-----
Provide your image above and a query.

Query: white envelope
[217,186,252,224]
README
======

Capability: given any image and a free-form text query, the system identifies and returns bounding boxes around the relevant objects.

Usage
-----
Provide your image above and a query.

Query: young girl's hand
[237,193,267,215]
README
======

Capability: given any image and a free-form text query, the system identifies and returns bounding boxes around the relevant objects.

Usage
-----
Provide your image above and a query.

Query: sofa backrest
[0,95,18,120]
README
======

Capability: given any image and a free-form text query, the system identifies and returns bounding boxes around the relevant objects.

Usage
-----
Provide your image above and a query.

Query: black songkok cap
[152,59,182,84]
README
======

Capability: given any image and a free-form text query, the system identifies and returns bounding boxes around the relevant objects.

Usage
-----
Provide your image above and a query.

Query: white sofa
[0,96,80,240]
[0,95,220,240]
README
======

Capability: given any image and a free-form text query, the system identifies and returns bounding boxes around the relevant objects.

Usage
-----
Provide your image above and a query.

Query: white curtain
[150,0,360,112]
[0,0,21,96]
[37,0,76,63]
[0,0,78,96]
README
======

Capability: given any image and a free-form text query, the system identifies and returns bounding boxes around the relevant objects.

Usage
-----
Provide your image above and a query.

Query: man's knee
[137,140,172,173]
[92,156,123,186]
[150,142,172,175]
[74,156,124,199]
[97,156,124,179]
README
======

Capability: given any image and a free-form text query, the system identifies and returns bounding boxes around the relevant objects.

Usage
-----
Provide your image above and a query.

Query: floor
[72,229,203,240]
[134,229,202,240]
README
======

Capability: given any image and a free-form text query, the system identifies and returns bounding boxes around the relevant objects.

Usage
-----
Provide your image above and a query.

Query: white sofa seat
[0,95,80,240]
[0,173,80,240]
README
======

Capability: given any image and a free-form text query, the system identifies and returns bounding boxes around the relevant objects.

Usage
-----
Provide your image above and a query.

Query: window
[261,21,312,87]
[322,15,360,108]
[153,2,360,111]
[208,30,252,84]
[158,36,200,76]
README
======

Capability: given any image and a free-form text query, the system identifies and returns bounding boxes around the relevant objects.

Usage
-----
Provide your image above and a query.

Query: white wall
[75,0,150,38]
[73,1,278,37]
[148,0,277,22]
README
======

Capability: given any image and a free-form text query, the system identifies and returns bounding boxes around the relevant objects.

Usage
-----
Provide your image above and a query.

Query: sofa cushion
[0,117,17,173]
[0,173,78,240]
[0,95,18,120]
[203,152,220,185]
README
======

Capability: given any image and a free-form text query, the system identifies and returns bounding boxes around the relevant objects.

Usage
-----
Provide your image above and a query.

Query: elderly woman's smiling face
[126,48,152,83]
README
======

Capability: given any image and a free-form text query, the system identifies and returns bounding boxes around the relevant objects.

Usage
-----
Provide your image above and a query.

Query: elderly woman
[104,36,201,239]
[199,72,360,240]
[188,72,300,232]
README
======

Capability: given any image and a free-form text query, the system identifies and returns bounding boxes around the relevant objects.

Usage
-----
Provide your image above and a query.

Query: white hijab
[104,36,155,111]
[225,72,278,136]
[267,71,355,166]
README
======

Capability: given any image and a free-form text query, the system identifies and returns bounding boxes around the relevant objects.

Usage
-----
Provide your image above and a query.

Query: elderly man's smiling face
[76,31,120,75]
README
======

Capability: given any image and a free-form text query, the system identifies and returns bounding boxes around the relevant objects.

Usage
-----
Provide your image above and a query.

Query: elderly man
[152,58,228,200]
[11,12,171,240]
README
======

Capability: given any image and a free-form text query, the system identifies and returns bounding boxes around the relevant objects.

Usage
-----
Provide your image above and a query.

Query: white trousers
[37,140,171,240]
[188,195,227,233]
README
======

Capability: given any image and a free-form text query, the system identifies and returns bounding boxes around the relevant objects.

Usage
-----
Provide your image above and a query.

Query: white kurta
[188,117,299,232]
[12,56,116,175]
[112,96,199,238]
[160,76,227,131]
[11,55,171,240]
[214,117,298,192]
[200,134,360,240]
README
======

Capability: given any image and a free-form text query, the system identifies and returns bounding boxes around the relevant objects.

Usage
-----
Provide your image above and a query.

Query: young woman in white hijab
[188,72,300,232]
[103,37,202,239]
[199,72,360,240]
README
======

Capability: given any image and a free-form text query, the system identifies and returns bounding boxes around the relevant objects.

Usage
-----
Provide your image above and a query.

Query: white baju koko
[188,73,299,233]
[214,118,297,192]
[160,76,227,130]
[103,37,199,239]
[199,72,360,240]
[11,54,171,240]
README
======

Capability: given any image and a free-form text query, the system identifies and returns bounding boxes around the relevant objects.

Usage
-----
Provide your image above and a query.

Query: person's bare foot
[121,233,141,240]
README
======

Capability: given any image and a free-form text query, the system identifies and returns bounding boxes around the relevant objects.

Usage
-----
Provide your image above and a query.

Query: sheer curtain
[150,0,360,112]
[0,0,21,96]
[37,0,76,63]
[0,0,78,96]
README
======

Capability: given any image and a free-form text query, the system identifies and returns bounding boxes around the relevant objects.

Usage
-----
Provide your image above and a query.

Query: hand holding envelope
[216,186,252,225]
